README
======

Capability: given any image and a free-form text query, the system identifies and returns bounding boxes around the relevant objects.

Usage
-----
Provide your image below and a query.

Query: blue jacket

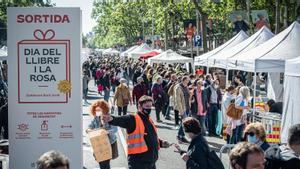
[88,116,118,144]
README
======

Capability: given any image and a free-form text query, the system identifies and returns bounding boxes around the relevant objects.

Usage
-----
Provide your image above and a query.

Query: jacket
[174,84,188,114]
[114,83,131,107]
[265,145,300,169]
[132,83,148,104]
[206,85,222,109]
[127,114,160,155]
[186,134,209,169]
[151,83,164,104]
[190,88,208,116]
[88,116,118,144]
[109,112,162,163]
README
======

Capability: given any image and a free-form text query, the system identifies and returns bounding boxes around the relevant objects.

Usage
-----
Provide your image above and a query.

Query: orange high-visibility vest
[127,114,160,155]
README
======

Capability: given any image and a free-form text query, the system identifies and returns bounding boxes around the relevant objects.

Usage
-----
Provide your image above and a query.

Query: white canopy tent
[280,56,300,143]
[228,21,300,73]
[208,26,274,69]
[128,43,152,59]
[228,21,300,102]
[148,49,194,72]
[102,48,120,55]
[194,31,249,67]
[120,45,138,57]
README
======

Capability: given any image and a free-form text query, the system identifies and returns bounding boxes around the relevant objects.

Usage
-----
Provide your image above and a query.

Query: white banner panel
[8,8,82,169]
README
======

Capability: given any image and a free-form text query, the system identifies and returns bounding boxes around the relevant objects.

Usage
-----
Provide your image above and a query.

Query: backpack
[207,150,225,169]
[226,103,243,120]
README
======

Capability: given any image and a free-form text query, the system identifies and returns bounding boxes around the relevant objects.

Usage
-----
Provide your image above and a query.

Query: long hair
[239,86,250,100]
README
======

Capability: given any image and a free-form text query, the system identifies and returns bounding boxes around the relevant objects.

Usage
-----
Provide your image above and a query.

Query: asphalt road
[82,80,230,169]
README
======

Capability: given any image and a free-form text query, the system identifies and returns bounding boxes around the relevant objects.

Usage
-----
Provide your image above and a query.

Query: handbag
[111,141,119,159]
[226,103,243,120]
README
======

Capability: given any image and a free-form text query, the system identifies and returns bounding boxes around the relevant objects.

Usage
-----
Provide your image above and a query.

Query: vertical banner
[8,8,82,169]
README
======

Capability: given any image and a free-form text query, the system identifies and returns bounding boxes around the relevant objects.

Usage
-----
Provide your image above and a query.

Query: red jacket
[132,83,148,103]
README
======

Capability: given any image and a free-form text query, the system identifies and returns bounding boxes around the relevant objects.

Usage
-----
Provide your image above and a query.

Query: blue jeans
[230,124,245,144]
[177,111,189,138]
[165,106,172,118]
[104,88,110,101]
[198,115,207,136]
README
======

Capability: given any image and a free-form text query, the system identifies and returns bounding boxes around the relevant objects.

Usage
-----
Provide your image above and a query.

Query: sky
[51,0,96,35]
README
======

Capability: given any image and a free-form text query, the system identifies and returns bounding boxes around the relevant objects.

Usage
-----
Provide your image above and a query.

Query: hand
[174,144,181,151]
[102,114,112,123]
[181,153,189,162]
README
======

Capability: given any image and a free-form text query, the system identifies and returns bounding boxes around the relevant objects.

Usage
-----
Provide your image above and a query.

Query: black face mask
[143,108,152,115]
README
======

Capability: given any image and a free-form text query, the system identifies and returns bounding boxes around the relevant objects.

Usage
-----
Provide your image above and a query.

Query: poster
[228,10,250,33]
[251,10,270,31]
[184,19,196,41]
[8,8,82,169]
[88,129,112,162]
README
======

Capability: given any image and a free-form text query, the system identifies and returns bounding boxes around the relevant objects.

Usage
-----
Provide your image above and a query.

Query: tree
[0,0,53,46]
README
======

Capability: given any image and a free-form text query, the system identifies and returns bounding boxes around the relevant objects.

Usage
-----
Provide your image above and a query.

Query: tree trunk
[275,0,281,34]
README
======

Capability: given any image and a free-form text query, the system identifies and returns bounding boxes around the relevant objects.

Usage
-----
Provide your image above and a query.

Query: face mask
[214,85,219,89]
[96,111,101,117]
[247,135,258,144]
[143,108,152,115]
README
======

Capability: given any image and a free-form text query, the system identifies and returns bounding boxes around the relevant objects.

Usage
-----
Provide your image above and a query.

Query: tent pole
[226,69,229,88]
[253,71,257,123]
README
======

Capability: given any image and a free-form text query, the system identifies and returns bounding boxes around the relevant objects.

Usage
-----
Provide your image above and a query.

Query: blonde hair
[239,86,250,100]
[244,122,267,141]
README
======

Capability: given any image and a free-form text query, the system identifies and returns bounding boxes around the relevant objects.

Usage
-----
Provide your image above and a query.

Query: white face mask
[96,111,101,117]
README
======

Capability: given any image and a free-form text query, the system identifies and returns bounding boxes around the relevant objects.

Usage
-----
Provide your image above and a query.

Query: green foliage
[92,0,299,48]
[0,0,53,45]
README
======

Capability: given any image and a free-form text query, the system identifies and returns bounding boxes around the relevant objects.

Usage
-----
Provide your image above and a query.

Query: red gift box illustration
[18,29,71,104]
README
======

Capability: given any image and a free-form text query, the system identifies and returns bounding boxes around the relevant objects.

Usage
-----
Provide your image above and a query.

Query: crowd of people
[79,54,300,169]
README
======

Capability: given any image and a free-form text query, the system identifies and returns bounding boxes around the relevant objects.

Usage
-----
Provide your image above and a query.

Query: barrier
[247,112,281,144]
[219,144,235,169]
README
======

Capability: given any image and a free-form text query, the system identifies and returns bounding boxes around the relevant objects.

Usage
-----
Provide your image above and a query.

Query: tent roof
[228,21,300,72]
[148,49,193,64]
[208,26,274,69]
[285,56,300,76]
[120,45,138,57]
[102,48,120,55]
[128,43,152,59]
[194,30,249,66]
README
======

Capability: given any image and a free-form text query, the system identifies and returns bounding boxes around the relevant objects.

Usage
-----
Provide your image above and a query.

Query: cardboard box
[88,129,112,162]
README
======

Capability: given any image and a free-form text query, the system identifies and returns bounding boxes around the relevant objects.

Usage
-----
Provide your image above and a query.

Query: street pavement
[82,80,230,169]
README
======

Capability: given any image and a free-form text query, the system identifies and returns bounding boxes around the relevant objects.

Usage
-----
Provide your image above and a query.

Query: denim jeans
[83,88,88,101]
[177,111,189,138]
[165,106,172,118]
[230,124,245,144]
[104,88,110,102]
[198,115,207,136]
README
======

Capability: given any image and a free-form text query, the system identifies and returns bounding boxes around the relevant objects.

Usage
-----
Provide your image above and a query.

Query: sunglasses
[246,132,255,136]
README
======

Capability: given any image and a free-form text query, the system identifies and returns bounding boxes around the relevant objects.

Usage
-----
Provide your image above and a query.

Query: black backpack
[208,150,225,169]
